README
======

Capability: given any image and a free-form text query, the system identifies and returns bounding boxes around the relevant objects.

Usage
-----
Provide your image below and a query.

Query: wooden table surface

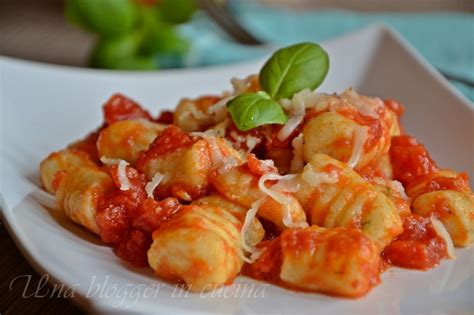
[1,1,471,314]
[0,222,83,314]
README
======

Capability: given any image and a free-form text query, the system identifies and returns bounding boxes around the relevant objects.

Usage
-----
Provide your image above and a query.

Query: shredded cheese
[431,217,456,259]
[347,125,368,169]
[100,156,122,166]
[245,135,260,153]
[258,173,307,229]
[388,180,408,200]
[207,96,233,121]
[277,89,306,141]
[290,133,304,173]
[240,198,266,263]
[192,130,241,173]
[117,160,131,191]
[342,89,383,118]
[301,164,339,187]
[187,105,207,120]
[231,77,250,94]
[145,172,165,198]
[277,115,304,141]
[218,156,240,174]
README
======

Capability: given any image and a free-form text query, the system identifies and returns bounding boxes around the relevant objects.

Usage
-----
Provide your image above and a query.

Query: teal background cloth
[178,3,474,101]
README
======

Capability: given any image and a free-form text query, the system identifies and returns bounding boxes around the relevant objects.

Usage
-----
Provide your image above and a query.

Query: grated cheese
[100,156,122,166]
[290,133,304,173]
[188,105,207,120]
[388,180,408,200]
[277,115,304,141]
[277,89,306,141]
[258,173,307,229]
[240,198,266,263]
[231,77,250,94]
[301,164,339,187]
[341,89,383,118]
[145,172,165,198]
[431,217,456,259]
[207,96,233,121]
[192,130,241,173]
[347,125,368,169]
[218,156,241,174]
[245,135,260,153]
[117,160,131,191]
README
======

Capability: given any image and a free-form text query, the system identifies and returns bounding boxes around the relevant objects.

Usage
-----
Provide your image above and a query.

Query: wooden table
[0,223,83,314]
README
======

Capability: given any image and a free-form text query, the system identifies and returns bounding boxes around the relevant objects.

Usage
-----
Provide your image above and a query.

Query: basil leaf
[227,91,288,131]
[65,0,137,37]
[140,24,189,55]
[159,0,197,24]
[89,32,143,69]
[259,42,329,99]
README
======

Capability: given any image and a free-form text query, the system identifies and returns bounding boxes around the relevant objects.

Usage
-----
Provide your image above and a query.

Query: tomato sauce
[68,129,102,162]
[136,125,193,168]
[242,238,282,283]
[247,153,278,176]
[103,93,152,125]
[156,111,174,124]
[382,214,447,270]
[390,135,439,186]
[384,99,405,117]
[407,172,470,199]
[96,163,183,267]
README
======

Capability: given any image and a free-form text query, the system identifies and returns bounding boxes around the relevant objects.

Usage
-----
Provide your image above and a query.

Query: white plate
[1,24,473,315]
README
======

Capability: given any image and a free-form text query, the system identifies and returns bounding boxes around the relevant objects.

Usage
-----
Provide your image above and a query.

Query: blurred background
[1,0,472,97]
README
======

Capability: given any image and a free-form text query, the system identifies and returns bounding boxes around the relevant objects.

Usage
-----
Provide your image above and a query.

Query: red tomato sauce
[68,129,102,162]
[136,125,193,168]
[390,135,439,186]
[384,99,405,117]
[247,153,278,176]
[407,172,470,199]
[96,164,182,267]
[103,93,152,125]
[382,214,447,270]
[156,111,174,124]
[242,238,282,283]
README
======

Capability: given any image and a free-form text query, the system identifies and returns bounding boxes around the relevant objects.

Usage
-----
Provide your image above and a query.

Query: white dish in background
[1,24,473,314]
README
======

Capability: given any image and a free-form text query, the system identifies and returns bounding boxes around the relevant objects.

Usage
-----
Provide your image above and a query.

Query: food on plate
[39,42,474,298]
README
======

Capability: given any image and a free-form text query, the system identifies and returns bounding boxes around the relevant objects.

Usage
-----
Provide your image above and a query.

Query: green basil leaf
[158,0,197,24]
[227,91,288,131]
[65,0,138,36]
[140,25,189,55]
[115,56,157,70]
[89,32,143,69]
[259,42,329,99]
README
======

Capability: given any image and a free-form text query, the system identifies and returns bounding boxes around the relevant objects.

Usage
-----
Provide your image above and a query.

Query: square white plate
[1,24,473,314]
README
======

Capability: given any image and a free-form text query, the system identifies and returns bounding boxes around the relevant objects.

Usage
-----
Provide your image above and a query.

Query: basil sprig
[227,42,329,131]
[227,92,288,131]
[260,42,329,100]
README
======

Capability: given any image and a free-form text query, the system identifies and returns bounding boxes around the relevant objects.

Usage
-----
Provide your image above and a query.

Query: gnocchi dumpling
[295,153,403,249]
[55,166,114,234]
[138,136,242,202]
[173,96,223,132]
[193,195,264,246]
[302,89,392,170]
[279,226,380,297]
[40,149,96,194]
[97,119,166,164]
[210,165,307,230]
[148,204,243,291]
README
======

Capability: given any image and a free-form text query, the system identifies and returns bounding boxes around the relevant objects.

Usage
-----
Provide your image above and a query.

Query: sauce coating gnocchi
[39,51,473,299]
